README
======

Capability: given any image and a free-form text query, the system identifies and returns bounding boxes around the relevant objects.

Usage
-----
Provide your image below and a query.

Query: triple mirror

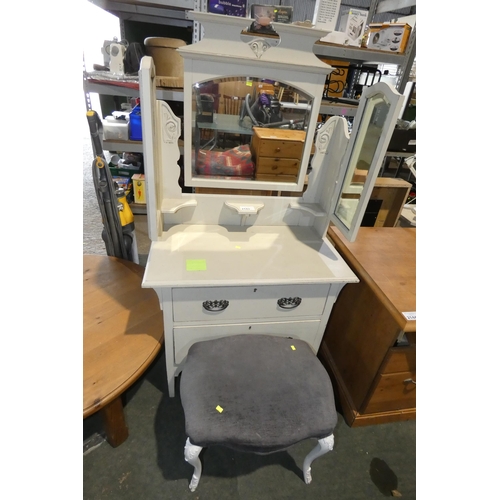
[170,11,404,242]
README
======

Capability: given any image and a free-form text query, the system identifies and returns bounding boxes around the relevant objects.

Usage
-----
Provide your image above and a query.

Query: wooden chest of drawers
[319,226,416,426]
[251,127,306,183]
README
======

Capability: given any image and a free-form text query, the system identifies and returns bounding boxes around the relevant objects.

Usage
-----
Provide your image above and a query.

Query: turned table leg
[100,396,129,447]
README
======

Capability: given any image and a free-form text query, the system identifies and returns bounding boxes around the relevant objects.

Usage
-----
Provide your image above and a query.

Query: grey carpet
[83,350,416,499]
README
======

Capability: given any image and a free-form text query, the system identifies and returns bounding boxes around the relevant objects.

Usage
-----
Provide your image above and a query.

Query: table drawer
[364,371,416,414]
[172,284,330,323]
[173,320,321,364]
[381,346,416,374]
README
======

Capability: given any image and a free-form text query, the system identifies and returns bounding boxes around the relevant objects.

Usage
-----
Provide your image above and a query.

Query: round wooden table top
[83,254,164,418]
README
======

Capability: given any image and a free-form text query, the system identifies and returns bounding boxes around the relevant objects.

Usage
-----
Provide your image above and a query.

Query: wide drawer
[172,284,331,323]
[363,370,416,414]
[381,346,416,374]
[256,139,304,158]
[255,157,300,175]
[173,320,321,364]
[255,173,297,182]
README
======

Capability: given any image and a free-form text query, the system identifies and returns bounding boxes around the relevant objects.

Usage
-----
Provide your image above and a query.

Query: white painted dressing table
[139,12,404,396]
[144,224,357,396]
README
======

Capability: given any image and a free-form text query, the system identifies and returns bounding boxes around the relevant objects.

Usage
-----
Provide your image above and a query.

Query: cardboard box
[320,30,348,44]
[249,4,293,26]
[367,23,412,54]
[338,9,368,47]
[322,58,350,98]
[271,6,293,24]
[132,174,147,204]
[113,176,131,191]
[208,0,247,17]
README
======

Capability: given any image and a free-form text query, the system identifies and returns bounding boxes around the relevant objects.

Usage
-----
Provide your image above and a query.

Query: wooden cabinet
[251,127,306,183]
[369,177,412,227]
[319,225,416,426]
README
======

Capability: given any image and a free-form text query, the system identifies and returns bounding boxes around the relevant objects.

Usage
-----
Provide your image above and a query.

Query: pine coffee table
[83,254,164,447]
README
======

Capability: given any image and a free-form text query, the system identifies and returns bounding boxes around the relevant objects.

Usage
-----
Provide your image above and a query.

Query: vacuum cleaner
[86,110,139,264]
[239,92,306,130]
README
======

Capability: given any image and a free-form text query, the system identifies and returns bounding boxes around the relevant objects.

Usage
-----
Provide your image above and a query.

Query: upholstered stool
[180,334,338,492]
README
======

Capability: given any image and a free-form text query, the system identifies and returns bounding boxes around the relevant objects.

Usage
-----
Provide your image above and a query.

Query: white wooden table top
[143,224,358,288]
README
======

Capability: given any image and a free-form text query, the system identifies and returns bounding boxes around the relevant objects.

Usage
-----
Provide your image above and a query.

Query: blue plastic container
[129,105,142,141]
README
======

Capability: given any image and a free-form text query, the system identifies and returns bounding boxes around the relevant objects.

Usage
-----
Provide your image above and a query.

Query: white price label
[402,311,416,321]
[240,206,255,212]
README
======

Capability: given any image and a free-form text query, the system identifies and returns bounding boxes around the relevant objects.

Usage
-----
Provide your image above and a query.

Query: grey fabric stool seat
[180,334,338,491]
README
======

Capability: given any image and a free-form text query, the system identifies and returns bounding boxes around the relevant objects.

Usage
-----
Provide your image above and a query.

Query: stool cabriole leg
[184,438,203,492]
[302,433,334,484]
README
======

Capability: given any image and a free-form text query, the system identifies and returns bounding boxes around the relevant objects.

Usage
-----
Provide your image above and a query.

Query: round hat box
[144,37,186,79]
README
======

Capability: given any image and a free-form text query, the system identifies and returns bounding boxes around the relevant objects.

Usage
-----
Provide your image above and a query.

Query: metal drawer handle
[277,297,302,309]
[202,300,229,312]
[404,378,416,385]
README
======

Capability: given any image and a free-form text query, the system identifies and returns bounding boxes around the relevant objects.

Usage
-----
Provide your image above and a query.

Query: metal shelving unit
[84,80,184,102]
[103,139,143,153]
[84,0,415,218]
[314,42,407,65]
[84,0,416,114]
[88,0,196,27]
[314,0,416,95]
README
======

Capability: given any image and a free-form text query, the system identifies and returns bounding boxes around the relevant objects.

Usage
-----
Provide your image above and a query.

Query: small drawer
[255,173,298,183]
[173,320,321,364]
[255,157,300,175]
[172,284,330,323]
[364,371,416,414]
[257,139,304,159]
[251,128,306,160]
[381,346,416,374]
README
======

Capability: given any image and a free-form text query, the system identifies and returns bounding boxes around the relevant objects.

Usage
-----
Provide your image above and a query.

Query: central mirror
[177,11,335,195]
[191,76,314,188]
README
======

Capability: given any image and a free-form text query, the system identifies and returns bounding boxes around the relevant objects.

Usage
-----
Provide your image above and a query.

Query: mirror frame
[177,11,332,193]
[330,82,404,242]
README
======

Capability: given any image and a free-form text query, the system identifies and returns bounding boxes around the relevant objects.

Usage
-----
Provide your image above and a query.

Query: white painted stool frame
[184,433,335,492]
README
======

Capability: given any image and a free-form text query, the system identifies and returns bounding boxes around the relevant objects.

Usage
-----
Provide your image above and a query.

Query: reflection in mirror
[334,93,390,229]
[191,76,313,188]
